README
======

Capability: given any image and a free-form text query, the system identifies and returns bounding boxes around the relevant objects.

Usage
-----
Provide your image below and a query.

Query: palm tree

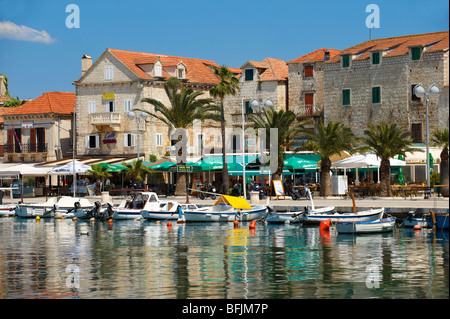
[87,164,112,195]
[249,105,305,180]
[210,66,240,194]
[431,128,449,197]
[120,159,153,186]
[362,122,417,197]
[300,120,356,196]
[141,77,220,196]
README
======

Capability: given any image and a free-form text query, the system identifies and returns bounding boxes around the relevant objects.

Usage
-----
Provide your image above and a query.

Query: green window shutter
[245,69,254,81]
[372,87,381,103]
[342,89,351,105]
[372,52,380,65]
[245,101,253,114]
[411,47,421,61]
[342,55,350,68]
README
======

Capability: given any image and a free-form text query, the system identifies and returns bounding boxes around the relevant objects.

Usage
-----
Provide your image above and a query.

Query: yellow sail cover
[214,195,252,209]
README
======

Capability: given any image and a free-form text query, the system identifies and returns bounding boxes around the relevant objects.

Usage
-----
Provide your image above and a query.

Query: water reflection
[0,218,448,299]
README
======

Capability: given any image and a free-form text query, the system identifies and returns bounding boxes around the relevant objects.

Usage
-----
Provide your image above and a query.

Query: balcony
[296,104,323,118]
[4,143,48,154]
[90,112,121,127]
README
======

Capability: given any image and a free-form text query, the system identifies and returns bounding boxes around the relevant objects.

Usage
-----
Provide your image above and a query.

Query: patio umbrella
[49,160,92,175]
[147,161,175,172]
[92,163,125,173]
[0,164,48,177]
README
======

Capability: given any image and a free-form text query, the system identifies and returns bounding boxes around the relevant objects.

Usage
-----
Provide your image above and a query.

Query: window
[411,84,421,101]
[342,55,350,68]
[156,133,162,147]
[245,101,253,114]
[372,86,381,104]
[304,65,314,77]
[123,99,132,113]
[154,65,162,77]
[178,68,184,79]
[304,93,314,115]
[86,135,99,149]
[372,52,380,65]
[105,66,114,81]
[88,101,96,114]
[411,47,421,61]
[342,89,351,106]
[244,69,254,81]
[124,133,135,147]
[197,133,204,155]
[411,123,423,142]
[106,101,115,112]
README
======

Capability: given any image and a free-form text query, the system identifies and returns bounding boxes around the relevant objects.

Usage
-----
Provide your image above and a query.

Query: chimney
[323,50,330,62]
[0,75,6,95]
[81,54,92,76]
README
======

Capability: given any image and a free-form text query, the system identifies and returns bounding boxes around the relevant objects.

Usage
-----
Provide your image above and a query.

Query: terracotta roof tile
[287,48,342,64]
[328,31,449,63]
[242,57,288,81]
[2,92,75,116]
[108,49,223,84]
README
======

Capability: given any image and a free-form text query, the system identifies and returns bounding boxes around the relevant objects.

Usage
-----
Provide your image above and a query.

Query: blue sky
[0,0,448,99]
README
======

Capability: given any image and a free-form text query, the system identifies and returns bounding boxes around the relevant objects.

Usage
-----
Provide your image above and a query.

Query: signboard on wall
[22,122,33,129]
[102,132,117,144]
[102,92,115,100]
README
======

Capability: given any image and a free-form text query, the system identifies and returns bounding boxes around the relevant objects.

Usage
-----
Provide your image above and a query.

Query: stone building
[287,48,341,121]
[1,91,75,163]
[323,31,449,138]
[73,49,229,160]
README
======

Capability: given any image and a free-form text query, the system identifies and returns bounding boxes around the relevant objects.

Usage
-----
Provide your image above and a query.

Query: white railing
[90,112,121,125]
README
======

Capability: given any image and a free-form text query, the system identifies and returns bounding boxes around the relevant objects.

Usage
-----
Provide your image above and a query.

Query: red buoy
[413,225,421,230]
[249,220,256,229]
[167,221,172,228]
[319,219,331,231]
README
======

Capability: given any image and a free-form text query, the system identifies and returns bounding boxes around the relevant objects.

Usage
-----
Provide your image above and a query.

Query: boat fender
[319,219,331,231]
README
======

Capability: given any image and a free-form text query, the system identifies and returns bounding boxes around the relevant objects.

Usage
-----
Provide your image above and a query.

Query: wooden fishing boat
[179,195,267,222]
[336,217,396,234]
[426,211,449,230]
[16,196,94,218]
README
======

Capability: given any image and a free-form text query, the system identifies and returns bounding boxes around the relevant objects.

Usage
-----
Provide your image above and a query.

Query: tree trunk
[272,153,285,182]
[380,159,391,197]
[95,177,101,195]
[220,99,229,194]
[440,147,449,197]
[175,172,187,196]
[320,158,332,196]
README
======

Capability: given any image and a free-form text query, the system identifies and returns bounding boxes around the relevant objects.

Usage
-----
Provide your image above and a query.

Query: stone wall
[323,51,449,138]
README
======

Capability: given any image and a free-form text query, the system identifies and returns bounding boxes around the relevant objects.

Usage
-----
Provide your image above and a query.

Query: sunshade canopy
[0,164,48,177]
[92,163,126,173]
[49,160,92,175]
[214,195,252,209]
[331,153,406,168]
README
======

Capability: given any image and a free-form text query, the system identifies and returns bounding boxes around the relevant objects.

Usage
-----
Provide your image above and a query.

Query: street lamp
[127,110,149,160]
[413,84,440,198]
[247,99,273,199]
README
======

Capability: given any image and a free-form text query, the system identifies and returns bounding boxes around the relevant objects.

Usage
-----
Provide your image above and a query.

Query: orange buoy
[319,219,331,231]
[167,221,172,228]
[108,218,113,223]
[234,220,239,226]
[249,220,256,229]
[413,225,421,230]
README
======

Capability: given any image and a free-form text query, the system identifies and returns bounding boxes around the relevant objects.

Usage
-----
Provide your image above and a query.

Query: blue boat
[426,211,449,230]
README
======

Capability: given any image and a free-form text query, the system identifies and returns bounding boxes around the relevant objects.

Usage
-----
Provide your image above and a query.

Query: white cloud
[0,20,55,44]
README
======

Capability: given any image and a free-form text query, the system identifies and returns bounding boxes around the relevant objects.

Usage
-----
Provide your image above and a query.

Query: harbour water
[0,217,448,299]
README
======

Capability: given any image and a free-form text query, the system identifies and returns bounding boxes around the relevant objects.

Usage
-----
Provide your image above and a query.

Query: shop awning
[283,154,319,170]
[147,161,176,172]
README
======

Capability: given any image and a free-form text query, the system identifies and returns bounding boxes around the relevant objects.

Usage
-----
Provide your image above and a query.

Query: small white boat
[16,196,94,218]
[179,195,267,223]
[265,206,336,224]
[0,204,17,217]
[336,217,396,234]
[141,199,197,221]
[300,207,385,225]
[113,192,185,220]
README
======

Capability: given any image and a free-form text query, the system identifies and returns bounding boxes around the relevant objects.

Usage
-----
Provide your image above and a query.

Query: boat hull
[181,206,267,222]
[426,212,449,230]
[0,205,17,217]
[301,208,384,225]
[112,209,142,220]
[403,217,428,228]
[266,206,335,224]
[141,210,178,220]
[336,217,396,234]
